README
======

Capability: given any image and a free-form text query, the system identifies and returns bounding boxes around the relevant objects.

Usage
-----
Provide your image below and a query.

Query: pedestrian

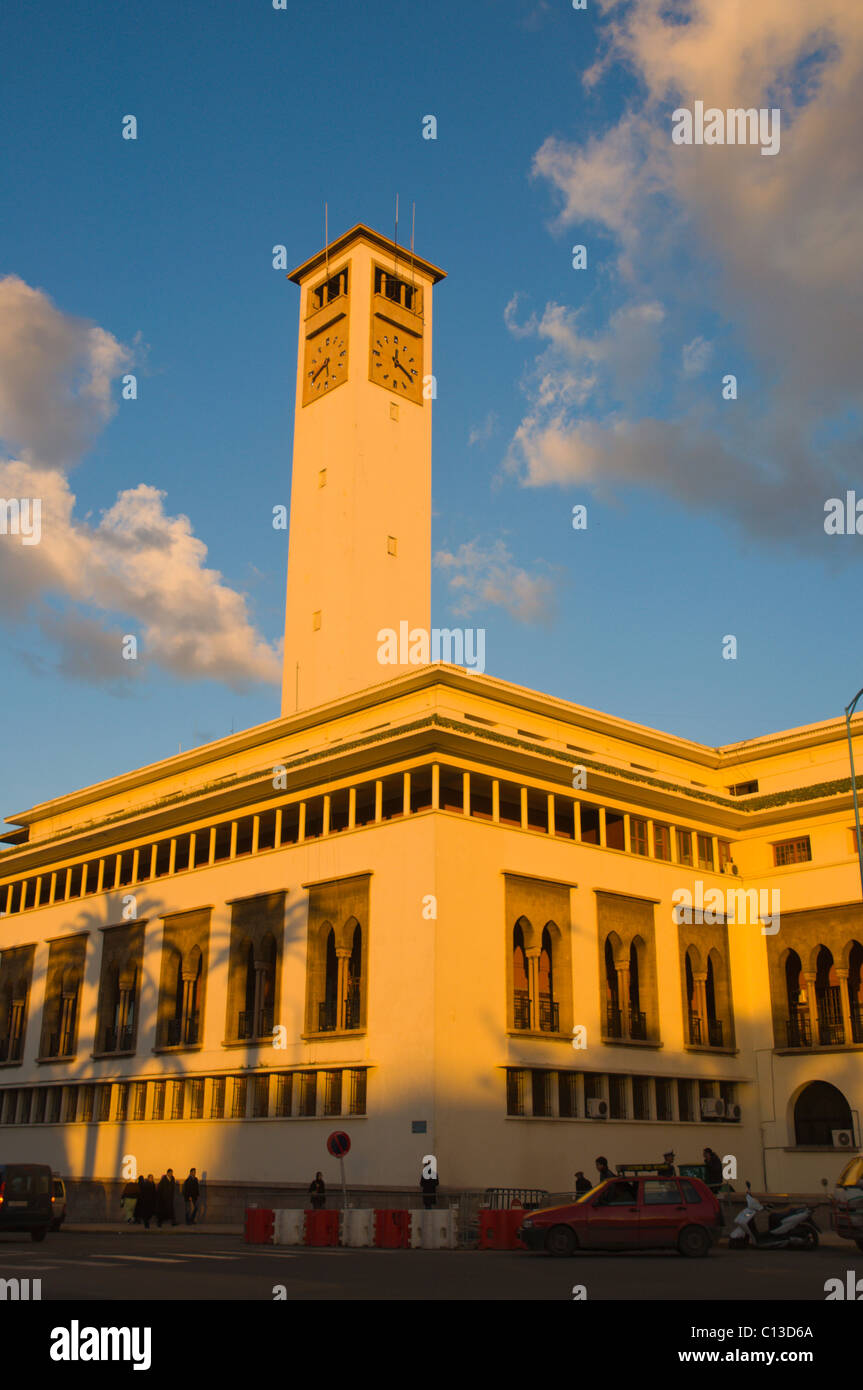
[420,1166,439,1210]
[595,1155,615,1184]
[165,1167,178,1225]
[658,1150,676,1177]
[121,1178,138,1223]
[309,1171,326,1210]
[574,1170,592,1196]
[183,1167,200,1225]
[156,1171,177,1227]
[703,1147,723,1192]
[135,1174,155,1230]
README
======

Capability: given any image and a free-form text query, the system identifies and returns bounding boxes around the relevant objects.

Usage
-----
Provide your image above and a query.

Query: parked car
[50,1176,67,1231]
[517,1175,722,1257]
[0,1163,53,1241]
[831,1156,863,1251]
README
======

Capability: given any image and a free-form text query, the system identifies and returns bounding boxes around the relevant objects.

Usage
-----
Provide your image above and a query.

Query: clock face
[304,326,348,401]
[370,322,421,400]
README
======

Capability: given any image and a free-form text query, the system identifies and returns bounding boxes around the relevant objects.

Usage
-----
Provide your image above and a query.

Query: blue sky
[1,0,861,821]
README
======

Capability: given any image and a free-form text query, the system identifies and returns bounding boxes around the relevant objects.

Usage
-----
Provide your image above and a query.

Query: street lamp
[845,685,863,901]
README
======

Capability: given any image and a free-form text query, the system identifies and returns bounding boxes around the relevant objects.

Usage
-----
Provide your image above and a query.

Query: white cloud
[434,539,555,624]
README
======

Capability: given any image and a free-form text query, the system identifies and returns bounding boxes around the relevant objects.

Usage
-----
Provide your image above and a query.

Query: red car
[517,1175,722,1257]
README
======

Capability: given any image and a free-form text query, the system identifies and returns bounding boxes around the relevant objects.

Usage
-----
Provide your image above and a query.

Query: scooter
[728,1182,819,1250]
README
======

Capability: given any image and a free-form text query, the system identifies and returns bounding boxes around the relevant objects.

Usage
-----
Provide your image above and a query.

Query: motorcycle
[728,1182,819,1251]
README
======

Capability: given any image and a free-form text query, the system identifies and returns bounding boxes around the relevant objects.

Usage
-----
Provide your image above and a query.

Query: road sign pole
[340,1154,348,1210]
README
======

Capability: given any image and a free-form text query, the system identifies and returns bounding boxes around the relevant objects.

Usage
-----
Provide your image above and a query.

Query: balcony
[513,991,559,1033]
[317,990,361,1033]
[785,1010,812,1048]
[688,1015,724,1047]
[103,1025,134,1053]
[162,1013,200,1047]
[237,1008,274,1041]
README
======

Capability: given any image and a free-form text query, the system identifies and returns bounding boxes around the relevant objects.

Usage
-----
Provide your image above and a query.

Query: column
[835,969,852,1046]
[335,948,352,1030]
[525,948,541,1031]
[615,962,631,1039]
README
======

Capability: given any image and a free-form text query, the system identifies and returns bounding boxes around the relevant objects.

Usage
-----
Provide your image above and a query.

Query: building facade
[1,227,860,1207]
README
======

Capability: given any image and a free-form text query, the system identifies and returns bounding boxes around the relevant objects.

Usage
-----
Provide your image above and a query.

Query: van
[50,1176,67,1231]
[0,1163,53,1241]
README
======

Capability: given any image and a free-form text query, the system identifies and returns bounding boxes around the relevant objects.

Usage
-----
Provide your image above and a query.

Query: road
[0,1229,860,1300]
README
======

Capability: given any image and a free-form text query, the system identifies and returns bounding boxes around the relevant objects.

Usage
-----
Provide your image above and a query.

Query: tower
[281,224,446,714]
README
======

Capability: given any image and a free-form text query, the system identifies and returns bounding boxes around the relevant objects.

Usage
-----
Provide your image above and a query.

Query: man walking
[308,1172,326,1210]
[574,1170,592,1195]
[595,1156,615,1184]
[703,1147,723,1192]
[183,1167,200,1225]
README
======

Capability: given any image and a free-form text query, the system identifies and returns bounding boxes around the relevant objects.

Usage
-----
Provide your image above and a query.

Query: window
[374,266,415,311]
[64,1086,79,1123]
[677,1079,693,1122]
[18,1089,31,1123]
[681,1180,703,1204]
[531,1070,551,1117]
[133,1082,147,1121]
[580,803,601,845]
[190,1079,205,1119]
[409,767,433,813]
[558,1071,578,1118]
[676,829,693,866]
[304,797,324,838]
[231,1078,247,1119]
[605,812,625,851]
[633,1076,650,1120]
[387,535,397,556]
[608,1075,626,1119]
[630,817,648,856]
[153,840,172,877]
[553,796,576,839]
[173,835,191,873]
[498,781,521,827]
[81,1085,95,1122]
[171,1081,185,1120]
[348,1070,366,1116]
[525,789,548,833]
[774,837,811,867]
[469,774,494,821]
[48,1088,62,1124]
[151,1082,165,1121]
[697,834,714,870]
[599,1181,638,1206]
[728,780,758,796]
[354,783,376,827]
[439,767,463,812]
[235,817,254,856]
[506,1069,527,1117]
[299,1072,317,1117]
[718,840,733,872]
[380,775,405,821]
[210,1078,226,1120]
[653,823,671,861]
[253,1075,270,1118]
[642,1180,681,1205]
[324,1070,342,1116]
[275,1073,293,1118]
[212,823,232,862]
[258,810,278,851]
[329,790,350,832]
[313,268,348,310]
[116,1083,129,1122]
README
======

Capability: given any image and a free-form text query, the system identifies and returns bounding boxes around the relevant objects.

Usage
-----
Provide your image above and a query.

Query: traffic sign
[327,1130,351,1158]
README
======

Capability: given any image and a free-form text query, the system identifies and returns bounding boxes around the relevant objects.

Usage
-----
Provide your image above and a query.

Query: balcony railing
[629,1010,647,1041]
[688,1014,724,1047]
[103,1025,134,1052]
[513,991,559,1032]
[0,1035,22,1062]
[785,1010,812,1048]
[162,1013,200,1047]
[818,1016,845,1046]
[852,1005,863,1045]
[43,1032,74,1058]
[317,990,361,1033]
[606,1005,647,1040]
[237,1008,274,1040]
[606,1003,622,1038]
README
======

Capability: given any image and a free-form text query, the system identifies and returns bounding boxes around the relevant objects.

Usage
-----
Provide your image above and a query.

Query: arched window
[604,937,620,1036]
[538,927,556,1030]
[346,924,362,1028]
[815,946,844,1044]
[784,949,809,1046]
[794,1081,853,1147]
[629,938,646,1039]
[320,928,338,1031]
[849,941,863,1044]
[513,922,529,1029]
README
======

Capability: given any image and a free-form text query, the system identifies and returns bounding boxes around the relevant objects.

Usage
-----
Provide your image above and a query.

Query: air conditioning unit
[832,1129,854,1149]
[727,1103,742,1121]
[730,863,740,876]
[587,1098,609,1119]
[701,1098,726,1119]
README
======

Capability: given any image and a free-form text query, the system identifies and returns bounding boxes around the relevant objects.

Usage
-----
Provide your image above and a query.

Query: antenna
[394,192,399,277]
[409,201,416,288]
[325,202,329,278]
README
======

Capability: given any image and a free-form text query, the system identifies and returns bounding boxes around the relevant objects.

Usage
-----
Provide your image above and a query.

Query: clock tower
[282,224,445,714]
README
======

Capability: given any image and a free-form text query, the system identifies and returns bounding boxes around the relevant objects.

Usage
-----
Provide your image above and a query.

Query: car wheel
[677,1225,711,1258]
[797,1223,819,1251]
[31,1227,48,1243]
[545,1224,577,1257]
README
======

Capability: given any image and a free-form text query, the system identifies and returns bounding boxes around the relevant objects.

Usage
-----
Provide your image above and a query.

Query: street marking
[102,1254,184,1264]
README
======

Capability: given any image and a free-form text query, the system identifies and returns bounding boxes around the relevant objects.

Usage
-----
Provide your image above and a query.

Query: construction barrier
[244,1207,275,1244]
[477,1208,527,1251]
[273,1209,305,1245]
[341,1208,374,1247]
[374,1208,410,1248]
[409,1208,458,1249]
[305,1208,340,1246]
